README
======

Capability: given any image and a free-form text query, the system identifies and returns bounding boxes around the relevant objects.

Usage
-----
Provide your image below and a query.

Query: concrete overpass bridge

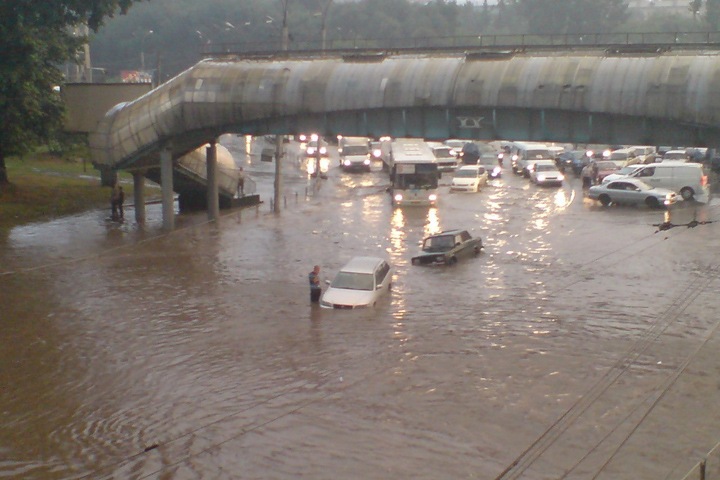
[90,38,720,228]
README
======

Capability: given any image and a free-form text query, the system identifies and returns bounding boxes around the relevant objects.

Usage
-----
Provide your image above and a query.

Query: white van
[629,161,709,202]
[510,142,554,177]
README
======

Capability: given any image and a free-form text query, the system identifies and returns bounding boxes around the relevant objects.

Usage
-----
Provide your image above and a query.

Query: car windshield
[331,272,374,291]
[527,149,550,159]
[617,166,638,175]
[433,147,454,158]
[455,169,479,178]
[343,145,368,155]
[423,235,455,252]
[597,161,616,170]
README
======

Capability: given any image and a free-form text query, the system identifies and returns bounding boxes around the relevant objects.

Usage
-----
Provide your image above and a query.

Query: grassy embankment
[0,152,138,230]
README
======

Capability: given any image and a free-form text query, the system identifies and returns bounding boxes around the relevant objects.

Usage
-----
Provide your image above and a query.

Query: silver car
[588,178,677,208]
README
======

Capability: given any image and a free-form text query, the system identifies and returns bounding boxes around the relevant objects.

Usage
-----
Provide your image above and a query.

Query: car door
[456,231,471,258]
[374,261,392,295]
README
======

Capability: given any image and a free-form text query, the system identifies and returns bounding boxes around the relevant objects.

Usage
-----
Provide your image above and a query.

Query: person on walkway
[581,163,594,189]
[117,186,125,220]
[308,265,322,303]
[110,183,121,220]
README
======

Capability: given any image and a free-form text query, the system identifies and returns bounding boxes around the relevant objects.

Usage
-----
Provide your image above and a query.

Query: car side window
[460,231,471,242]
[608,182,622,190]
[639,167,654,177]
[375,262,390,285]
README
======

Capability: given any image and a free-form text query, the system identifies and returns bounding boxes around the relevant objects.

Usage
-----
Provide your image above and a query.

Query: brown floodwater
[2,139,720,479]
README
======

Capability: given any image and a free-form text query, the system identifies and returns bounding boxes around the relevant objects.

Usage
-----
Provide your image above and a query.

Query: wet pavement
[2,137,720,479]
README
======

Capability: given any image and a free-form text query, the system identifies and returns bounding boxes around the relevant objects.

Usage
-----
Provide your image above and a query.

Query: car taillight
[702,175,708,186]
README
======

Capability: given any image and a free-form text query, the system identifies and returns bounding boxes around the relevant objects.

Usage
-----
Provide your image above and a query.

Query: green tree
[517,0,628,35]
[0,0,144,185]
[706,0,720,28]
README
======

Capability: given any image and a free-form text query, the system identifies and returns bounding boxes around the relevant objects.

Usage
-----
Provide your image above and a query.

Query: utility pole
[320,0,332,51]
[281,0,289,51]
[273,0,289,212]
[273,135,283,212]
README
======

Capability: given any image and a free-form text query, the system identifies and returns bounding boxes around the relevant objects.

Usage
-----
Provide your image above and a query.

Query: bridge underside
[236,106,720,148]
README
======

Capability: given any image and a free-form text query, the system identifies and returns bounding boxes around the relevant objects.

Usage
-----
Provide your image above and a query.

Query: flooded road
[2,138,720,479]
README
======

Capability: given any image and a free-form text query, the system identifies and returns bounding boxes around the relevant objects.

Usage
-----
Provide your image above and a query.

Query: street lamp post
[320,0,332,51]
[140,29,154,72]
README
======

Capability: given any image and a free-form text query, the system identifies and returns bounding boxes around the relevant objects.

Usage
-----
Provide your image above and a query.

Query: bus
[387,138,439,207]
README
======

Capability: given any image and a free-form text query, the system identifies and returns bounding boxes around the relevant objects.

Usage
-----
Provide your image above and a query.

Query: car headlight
[428,194,437,201]
[512,154,518,161]
[537,174,546,181]
[557,173,565,181]
[364,159,370,165]
[373,149,382,158]
[307,147,316,155]
[492,167,501,175]
[394,193,403,202]
[310,133,319,142]
[320,146,327,155]
[343,160,351,166]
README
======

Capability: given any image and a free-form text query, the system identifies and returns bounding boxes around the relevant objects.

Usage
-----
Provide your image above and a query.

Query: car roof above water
[339,256,386,274]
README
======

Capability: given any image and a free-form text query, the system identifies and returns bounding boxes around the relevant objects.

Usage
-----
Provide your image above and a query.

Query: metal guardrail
[201,31,720,57]
[681,441,720,480]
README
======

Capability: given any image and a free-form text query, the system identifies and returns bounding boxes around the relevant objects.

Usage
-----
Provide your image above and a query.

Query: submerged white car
[320,256,393,309]
[450,165,488,192]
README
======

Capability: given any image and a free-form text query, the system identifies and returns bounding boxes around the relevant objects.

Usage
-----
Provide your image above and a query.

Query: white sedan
[588,178,677,208]
[320,256,393,309]
[528,160,564,186]
[450,165,489,192]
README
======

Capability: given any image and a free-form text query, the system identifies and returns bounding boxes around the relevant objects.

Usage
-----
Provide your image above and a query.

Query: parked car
[429,143,459,172]
[444,139,469,157]
[570,151,593,177]
[595,160,620,182]
[528,160,564,186]
[608,147,639,168]
[587,178,677,208]
[661,150,689,162]
[450,165,488,192]
[557,150,586,173]
[601,164,644,183]
[477,152,502,178]
[411,229,482,266]
[320,256,393,309]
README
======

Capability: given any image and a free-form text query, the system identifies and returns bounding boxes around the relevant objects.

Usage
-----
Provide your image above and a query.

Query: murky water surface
[2,138,720,479]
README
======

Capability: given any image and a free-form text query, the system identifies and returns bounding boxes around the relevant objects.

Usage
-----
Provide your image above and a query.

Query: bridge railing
[201,31,720,56]
[680,440,720,480]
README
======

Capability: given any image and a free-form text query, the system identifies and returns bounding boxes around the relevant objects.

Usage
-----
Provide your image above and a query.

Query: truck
[339,136,372,172]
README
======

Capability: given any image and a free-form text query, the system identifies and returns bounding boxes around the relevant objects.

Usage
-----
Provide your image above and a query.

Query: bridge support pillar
[133,171,146,224]
[160,147,175,230]
[206,141,220,221]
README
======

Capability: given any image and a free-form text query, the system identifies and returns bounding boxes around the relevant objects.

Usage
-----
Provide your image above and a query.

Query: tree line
[89,0,720,82]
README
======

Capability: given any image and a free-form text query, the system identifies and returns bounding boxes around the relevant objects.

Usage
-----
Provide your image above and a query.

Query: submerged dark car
[411,229,483,266]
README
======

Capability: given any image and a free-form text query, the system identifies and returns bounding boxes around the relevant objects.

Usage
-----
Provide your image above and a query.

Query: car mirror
[325,280,331,285]
[376,285,382,290]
